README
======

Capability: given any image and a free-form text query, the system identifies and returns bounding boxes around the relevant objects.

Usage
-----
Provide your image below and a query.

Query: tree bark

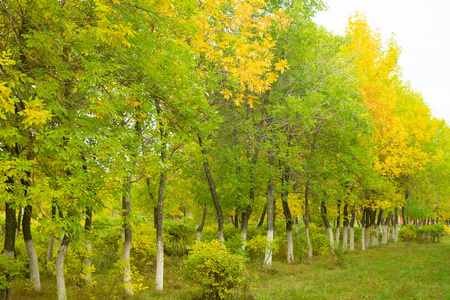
[281,164,294,263]
[335,200,341,248]
[240,205,252,250]
[83,207,92,284]
[342,203,349,251]
[264,153,275,267]
[122,190,133,296]
[394,207,399,242]
[47,201,57,271]
[256,205,267,231]
[196,204,207,242]
[1,177,16,300]
[56,228,71,300]
[349,204,355,252]
[23,204,41,292]
[304,183,313,258]
[155,172,166,292]
[198,135,224,242]
[321,201,334,253]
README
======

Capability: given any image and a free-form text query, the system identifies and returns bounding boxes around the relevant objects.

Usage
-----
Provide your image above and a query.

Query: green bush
[164,219,195,256]
[309,223,329,256]
[185,240,249,299]
[399,225,418,245]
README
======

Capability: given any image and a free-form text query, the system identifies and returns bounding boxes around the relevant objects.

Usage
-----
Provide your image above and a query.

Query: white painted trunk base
[361,228,366,251]
[56,243,68,300]
[25,239,41,292]
[327,227,335,253]
[349,227,354,251]
[371,225,377,247]
[286,229,294,263]
[335,227,340,248]
[196,231,201,242]
[305,227,313,259]
[381,225,388,245]
[264,229,274,267]
[342,226,348,251]
[394,224,399,242]
[123,239,132,296]
[155,238,164,291]
[365,227,370,249]
[241,232,247,250]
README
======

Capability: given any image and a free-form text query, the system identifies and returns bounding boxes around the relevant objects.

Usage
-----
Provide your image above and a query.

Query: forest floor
[12,236,450,300]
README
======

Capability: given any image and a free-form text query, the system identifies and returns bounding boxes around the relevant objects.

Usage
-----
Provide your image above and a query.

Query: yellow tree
[343,13,439,245]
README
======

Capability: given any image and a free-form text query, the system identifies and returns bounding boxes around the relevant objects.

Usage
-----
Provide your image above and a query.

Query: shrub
[309,223,329,256]
[399,225,418,245]
[164,219,195,256]
[185,240,249,299]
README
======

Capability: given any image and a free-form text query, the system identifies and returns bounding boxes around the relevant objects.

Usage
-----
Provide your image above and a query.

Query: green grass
[11,237,450,299]
[251,237,450,300]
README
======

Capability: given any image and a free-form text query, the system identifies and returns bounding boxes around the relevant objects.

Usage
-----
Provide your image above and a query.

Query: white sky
[313,0,450,124]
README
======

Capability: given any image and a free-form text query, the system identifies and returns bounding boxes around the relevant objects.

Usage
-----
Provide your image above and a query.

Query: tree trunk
[264,154,275,267]
[240,205,252,250]
[304,183,313,258]
[47,201,57,271]
[335,200,341,248]
[56,232,70,300]
[394,207,399,242]
[23,204,41,292]
[349,204,355,252]
[83,207,92,284]
[256,205,267,231]
[122,191,133,296]
[281,165,294,263]
[370,209,377,247]
[196,204,207,242]
[155,171,166,292]
[342,204,349,251]
[321,201,334,253]
[361,208,366,251]
[2,180,16,300]
[15,206,22,240]
[364,208,370,249]
[198,135,224,242]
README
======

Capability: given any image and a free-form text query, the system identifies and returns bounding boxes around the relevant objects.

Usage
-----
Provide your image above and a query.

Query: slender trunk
[196,204,207,242]
[198,135,224,242]
[240,205,252,250]
[304,183,312,258]
[264,154,275,267]
[349,204,356,251]
[122,191,132,296]
[394,207,399,242]
[361,208,366,251]
[83,208,92,284]
[342,204,349,251]
[47,201,57,271]
[364,208,371,249]
[2,179,16,300]
[16,206,22,239]
[56,231,70,300]
[321,201,334,252]
[256,205,267,231]
[335,200,341,248]
[23,204,41,292]
[155,171,166,292]
[281,165,294,263]
[370,209,377,247]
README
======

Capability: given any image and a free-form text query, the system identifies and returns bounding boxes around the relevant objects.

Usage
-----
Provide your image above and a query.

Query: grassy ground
[12,236,450,299]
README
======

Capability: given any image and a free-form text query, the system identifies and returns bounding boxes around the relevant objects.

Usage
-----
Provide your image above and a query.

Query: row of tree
[1,0,449,299]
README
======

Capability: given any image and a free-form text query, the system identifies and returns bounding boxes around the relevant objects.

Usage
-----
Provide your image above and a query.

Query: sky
[313,0,450,124]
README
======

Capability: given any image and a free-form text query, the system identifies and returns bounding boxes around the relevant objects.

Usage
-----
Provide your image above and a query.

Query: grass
[11,236,450,299]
